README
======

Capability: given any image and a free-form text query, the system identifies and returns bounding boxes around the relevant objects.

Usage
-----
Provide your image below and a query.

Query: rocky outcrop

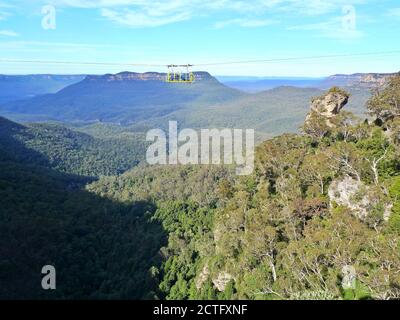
[304,87,349,131]
[328,176,392,221]
[309,88,349,119]
[85,71,214,82]
[196,265,235,292]
[196,265,210,290]
[212,272,234,292]
[86,72,166,82]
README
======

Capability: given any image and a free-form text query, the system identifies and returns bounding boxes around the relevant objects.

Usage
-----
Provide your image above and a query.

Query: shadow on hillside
[0,120,167,300]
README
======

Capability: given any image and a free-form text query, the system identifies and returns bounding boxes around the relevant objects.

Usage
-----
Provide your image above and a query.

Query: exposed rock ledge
[328,176,392,221]
[212,272,234,292]
[196,265,234,292]
[309,88,349,120]
[196,265,210,290]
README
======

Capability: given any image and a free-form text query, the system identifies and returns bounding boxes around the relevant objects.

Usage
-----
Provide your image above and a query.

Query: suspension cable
[0,50,399,68]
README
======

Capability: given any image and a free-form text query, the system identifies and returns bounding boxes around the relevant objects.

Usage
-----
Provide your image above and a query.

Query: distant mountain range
[217,73,399,92]
[0,74,85,104]
[0,71,392,138]
[1,72,394,105]
[216,76,324,92]
[318,72,398,89]
[0,71,242,124]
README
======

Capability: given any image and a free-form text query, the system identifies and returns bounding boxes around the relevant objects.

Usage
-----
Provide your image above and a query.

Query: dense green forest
[0,118,162,299]
[0,119,147,177]
[1,75,400,300]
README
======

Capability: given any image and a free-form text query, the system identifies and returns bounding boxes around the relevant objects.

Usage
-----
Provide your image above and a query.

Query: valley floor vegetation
[1,74,400,300]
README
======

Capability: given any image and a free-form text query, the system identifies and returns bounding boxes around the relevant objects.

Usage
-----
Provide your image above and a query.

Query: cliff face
[360,73,395,86]
[320,73,398,88]
[86,72,167,82]
[304,88,349,131]
[310,89,349,119]
[328,176,393,221]
[84,71,214,82]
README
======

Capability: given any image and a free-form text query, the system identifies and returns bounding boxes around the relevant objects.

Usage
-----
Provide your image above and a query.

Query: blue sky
[0,0,399,76]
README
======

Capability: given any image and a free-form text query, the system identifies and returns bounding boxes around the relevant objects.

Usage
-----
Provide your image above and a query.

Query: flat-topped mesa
[310,87,349,119]
[360,73,394,85]
[322,73,398,88]
[84,71,214,82]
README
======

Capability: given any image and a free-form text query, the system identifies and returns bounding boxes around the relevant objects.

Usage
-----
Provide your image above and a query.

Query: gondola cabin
[166,64,195,83]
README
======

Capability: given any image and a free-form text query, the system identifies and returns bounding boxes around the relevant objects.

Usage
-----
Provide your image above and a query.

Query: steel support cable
[0,50,399,67]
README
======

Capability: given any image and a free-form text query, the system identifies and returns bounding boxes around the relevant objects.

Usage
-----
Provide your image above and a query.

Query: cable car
[166,64,195,83]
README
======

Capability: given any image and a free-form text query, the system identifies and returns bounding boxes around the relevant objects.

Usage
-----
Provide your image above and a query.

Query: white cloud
[0,30,19,36]
[288,16,364,40]
[0,40,127,52]
[0,1,12,20]
[272,0,365,16]
[43,0,364,12]
[214,18,276,29]
[95,1,271,28]
[93,0,362,28]
[6,0,370,28]
[100,7,191,27]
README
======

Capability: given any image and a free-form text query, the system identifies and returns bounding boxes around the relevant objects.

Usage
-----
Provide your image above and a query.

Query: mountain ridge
[0,74,85,104]
[319,72,399,88]
[0,71,389,138]
[0,71,243,124]
[85,71,215,82]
